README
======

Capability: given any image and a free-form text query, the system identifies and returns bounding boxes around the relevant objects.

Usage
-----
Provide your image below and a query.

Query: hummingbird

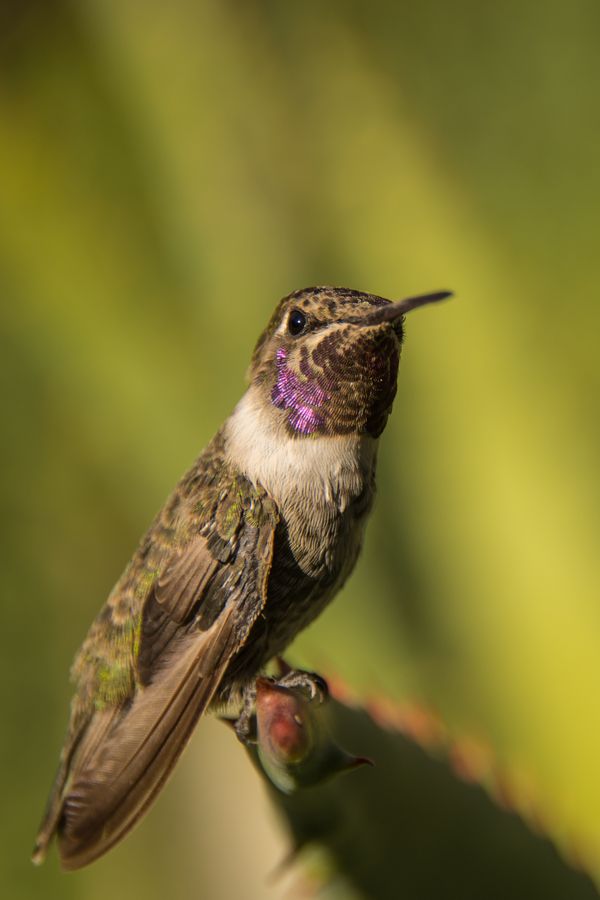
[33,285,451,870]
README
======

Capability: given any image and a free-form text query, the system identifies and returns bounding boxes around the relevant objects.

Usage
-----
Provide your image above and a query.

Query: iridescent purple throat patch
[271,347,328,435]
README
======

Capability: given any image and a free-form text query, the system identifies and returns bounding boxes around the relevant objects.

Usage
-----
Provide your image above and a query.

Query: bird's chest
[260,447,377,655]
[224,394,378,659]
[277,479,373,582]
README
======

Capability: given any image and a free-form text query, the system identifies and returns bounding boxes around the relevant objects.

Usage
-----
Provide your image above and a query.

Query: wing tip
[31,839,48,867]
[32,805,112,871]
[56,838,104,872]
[32,798,63,867]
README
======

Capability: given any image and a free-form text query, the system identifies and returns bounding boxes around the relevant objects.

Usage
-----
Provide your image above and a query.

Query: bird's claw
[275,668,329,704]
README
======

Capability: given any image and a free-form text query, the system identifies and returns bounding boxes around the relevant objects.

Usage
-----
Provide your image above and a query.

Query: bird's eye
[287,309,307,336]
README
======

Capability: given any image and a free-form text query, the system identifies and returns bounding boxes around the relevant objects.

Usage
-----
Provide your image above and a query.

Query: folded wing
[33,473,278,869]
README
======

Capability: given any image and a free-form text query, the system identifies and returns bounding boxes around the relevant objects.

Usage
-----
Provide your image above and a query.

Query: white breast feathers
[224,387,377,513]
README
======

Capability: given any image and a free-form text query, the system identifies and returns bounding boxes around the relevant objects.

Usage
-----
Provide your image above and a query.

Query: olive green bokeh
[1,1,599,897]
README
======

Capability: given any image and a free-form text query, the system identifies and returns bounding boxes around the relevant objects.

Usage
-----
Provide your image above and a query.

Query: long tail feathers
[32,611,236,870]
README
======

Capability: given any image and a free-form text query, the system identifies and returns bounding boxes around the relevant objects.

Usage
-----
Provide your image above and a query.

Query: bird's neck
[224,386,378,512]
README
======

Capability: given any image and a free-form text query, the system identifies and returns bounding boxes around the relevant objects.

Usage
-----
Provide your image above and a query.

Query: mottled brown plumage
[33,286,450,869]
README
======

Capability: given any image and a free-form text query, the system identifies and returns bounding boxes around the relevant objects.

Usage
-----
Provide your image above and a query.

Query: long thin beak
[361,290,453,326]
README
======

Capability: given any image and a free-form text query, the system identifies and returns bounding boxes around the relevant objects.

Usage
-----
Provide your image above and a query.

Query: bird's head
[248,286,451,438]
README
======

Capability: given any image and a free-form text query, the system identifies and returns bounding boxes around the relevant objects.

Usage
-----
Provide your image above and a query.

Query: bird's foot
[233,683,258,745]
[231,666,329,744]
[275,667,329,704]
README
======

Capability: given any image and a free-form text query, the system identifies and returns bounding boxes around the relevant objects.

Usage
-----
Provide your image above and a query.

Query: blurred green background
[1,0,599,897]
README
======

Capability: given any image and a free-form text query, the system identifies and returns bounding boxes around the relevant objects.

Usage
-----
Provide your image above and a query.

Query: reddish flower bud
[255,677,372,793]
